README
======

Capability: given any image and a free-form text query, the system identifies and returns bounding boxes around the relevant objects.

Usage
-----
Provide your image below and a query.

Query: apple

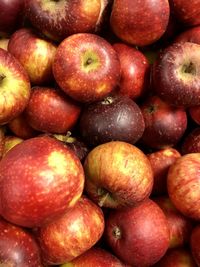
[84,141,153,209]
[190,225,200,266]
[0,126,5,159]
[154,196,194,249]
[110,0,170,46]
[0,135,85,228]
[154,248,197,267]
[2,135,23,157]
[105,199,170,266]
[181,127,200,154]
[167,153,200,221]
[147,147,181,195]
[0,217,43,266]
[152,42,200,107]
[0,38,9,50]
[53,33,120,103]
[60,247,125,267]
[0,0,25,36]
[79,93,145,146]
[0,48,31,125]
[8,28,57,85]
[24,0,108,42]
[25,86,81,134]
[140,95,187,149]
[112,43,150,99]
[36,196,105,265]
[189,105,200,125]
[175,25,200,45]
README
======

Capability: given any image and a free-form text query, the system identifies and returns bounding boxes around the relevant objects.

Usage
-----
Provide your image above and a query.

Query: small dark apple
[0,136,85,228]
[110,0,170,46]
[105,199,170,266]
[152,42,200,107]
[147,147,181,195]
[25,86,81,134]
[37,196,105,265]
[140,95,187,149]
[0,48,31,125]
[167,153,200,221]
[52,33,121,103]
[112,43,150,99]
[181,127,200,154]
[79,93,145,146]
[84,141,153,209]
[175,25,200,45]
[189,105,200,125]
[0,217,43,266]
[2,135,23,157]
[190,225,200,266]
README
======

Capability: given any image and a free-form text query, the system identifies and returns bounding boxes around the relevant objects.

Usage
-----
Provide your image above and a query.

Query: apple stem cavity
[0,74,6,83]
[112,226,122,240]
[182,62,196,75]
[97,188,110,207]
[85,58,93,66]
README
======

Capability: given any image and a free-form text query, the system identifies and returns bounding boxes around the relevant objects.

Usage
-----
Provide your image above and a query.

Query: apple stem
[102,96,113,105]
[98,192,110,207]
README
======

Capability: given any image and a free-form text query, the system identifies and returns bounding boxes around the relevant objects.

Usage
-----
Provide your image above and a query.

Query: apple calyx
[101,96,114,105]
[181,62,196,76]
[112,226,122,240]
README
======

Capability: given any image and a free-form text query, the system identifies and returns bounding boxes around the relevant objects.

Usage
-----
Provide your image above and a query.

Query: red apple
[190,225,200,266]
[25,86,81,134]
[53,33,120,103]
[0,48,31,125]
[79,93,145,146]
[0,136,85,228]
[0,217,43,266]
[175,25,200,45]
[140,95,187,149]
[112,43,150,99]
[105,199,170,266]
[152,42,200,107]
[154,196,194,249]
[147,147,181,195]
[2,135,23,157]
[189,105,200,125]
[8,28,57,85]
[0,126,5,159]
[36,196,105,265]
[181,127,200,154]
[84,141,153,208]
[0,38,9,50]
[167,153,200,221]
[110,0,170,46]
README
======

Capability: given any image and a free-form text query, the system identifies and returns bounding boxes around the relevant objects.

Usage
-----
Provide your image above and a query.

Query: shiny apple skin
[0,136,85,228]
[181,127,200,154]
[53,33,121,103]
[110,0,170,46]
[152,42,200,107]
[37,196,105,265]
[105,199,170,266]
[79,93,145,146]
[167,153,200,221]
[0,217,43,267]
[190,225,200,266]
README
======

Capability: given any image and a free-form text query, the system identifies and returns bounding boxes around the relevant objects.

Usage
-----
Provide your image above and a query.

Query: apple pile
[0,0,200,266]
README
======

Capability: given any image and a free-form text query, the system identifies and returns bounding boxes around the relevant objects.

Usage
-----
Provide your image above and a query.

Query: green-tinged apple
[105,199,170,266]
[0,48,31,125]
[0,217,43,266]
[152,42,200,107]
[36,196,105,265]
[2,135,23,157]
[0,136,85,228]
[110,0,170,46]
[52,33,121,103]
[8,28,57,85]
[25,86,81,134]
[84,141,153,208]
[167,153,200,221]
[190,225,200,266]
[0,38,9,50]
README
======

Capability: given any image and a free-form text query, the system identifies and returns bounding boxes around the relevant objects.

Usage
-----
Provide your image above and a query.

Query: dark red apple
[8,28,57,85]
[154,248,197,267]
[0,217,43,266]
[53,33,120,103]
[167,153,200,221]
[190,225,200,266]
[175,25,200,45]
[152,42,200,107]
[112,43,150,99]
[105,199,170,266]
[0,48,31,125]
[189,105,200,125]
[37,196,105,265]
[79,93,145,146]
[140,95,187,149]
[147,147,181,195]
[154,196,194,249]
[110,0,170,46]
[84,141,153,208]
[181,127,200,154]
[25,86,81,134]
[2,135,23,157]
[0,136,85,228]
[60,247,125,267]
[0,0,25,36]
